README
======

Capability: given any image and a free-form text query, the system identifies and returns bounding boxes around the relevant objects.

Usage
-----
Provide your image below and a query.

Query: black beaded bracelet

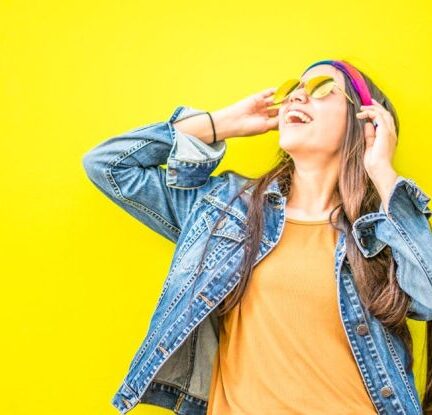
[205,111,217,143]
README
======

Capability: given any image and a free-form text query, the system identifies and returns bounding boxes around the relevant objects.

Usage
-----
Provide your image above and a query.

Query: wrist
[211,107,241,141]
[367,163,397,182]
[368,166,398,215]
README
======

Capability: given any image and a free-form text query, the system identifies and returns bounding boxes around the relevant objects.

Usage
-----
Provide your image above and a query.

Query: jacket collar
[244,177,284,198]
[264,178,283,196]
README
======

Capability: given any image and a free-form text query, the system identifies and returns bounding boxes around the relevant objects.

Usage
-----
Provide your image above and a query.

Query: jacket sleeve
[82,105,228,243]
[351,176,432,321]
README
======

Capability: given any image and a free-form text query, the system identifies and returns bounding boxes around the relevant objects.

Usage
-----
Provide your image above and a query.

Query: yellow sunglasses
[271,75,355,107]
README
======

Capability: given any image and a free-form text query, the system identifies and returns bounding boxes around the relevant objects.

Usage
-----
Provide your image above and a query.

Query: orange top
[207,217,377,414]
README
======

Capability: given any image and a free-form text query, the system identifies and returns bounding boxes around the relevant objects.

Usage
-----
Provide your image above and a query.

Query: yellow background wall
[1,1,431,414]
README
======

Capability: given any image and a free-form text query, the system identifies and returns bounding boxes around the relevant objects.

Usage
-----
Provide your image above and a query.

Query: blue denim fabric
[82,105,432,415]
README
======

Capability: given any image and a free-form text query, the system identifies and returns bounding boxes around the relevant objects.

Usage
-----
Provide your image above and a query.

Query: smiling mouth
[284,113,313,126]
[284,120,312,126]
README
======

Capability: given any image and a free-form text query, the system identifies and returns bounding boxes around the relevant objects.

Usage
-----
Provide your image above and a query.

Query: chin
[279,131,309,146]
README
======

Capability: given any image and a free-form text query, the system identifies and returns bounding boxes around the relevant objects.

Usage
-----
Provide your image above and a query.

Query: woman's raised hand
[222,87,280,137]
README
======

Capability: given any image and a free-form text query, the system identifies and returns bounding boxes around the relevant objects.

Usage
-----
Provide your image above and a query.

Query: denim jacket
[82,105,432,415]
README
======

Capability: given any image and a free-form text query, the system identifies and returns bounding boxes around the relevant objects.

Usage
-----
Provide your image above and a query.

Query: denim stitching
[105,139,181,238]
[382,327,421,413]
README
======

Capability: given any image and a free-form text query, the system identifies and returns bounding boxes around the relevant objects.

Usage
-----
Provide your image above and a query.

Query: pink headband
[301,60,373,106]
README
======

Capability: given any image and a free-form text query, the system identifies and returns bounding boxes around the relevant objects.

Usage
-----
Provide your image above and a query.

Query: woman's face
[278,64,349,158]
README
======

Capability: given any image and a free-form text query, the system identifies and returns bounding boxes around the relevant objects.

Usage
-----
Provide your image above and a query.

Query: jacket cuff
[351,176,431,258]
[378,176,431,218]
[165,106,227,188]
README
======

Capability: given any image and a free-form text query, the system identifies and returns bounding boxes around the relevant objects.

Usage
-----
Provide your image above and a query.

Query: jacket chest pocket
[201,208,248,270]
[204,206,248,242]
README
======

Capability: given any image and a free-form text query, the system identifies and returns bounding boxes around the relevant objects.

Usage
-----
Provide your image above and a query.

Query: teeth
[285,110,312,124]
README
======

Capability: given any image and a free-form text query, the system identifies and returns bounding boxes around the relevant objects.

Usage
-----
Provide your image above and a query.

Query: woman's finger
[358,107,396,133]
[360,105,386,117]
[360,101,394,126]
[361,120,376,150]
[366,103,396,131]
[356,109,387,129]
[266,115,280,131]
[267,107,280,118]
[262,87,277,96]
[371,98,387,109]
[264,96,276,105]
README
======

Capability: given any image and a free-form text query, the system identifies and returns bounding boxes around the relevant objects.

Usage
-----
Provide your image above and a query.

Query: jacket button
[216,216,227,229]
[356,323,369,336]
[169,168,177,176]
[359,237,368,247]
[380,386,393,398]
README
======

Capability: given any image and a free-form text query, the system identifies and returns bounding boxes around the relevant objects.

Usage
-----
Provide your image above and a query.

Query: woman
[82,59,432,414]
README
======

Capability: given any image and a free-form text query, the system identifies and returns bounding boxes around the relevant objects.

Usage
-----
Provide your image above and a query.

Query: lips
[285,121,309,127]
[283,111,314,126]
[283,107,313,121]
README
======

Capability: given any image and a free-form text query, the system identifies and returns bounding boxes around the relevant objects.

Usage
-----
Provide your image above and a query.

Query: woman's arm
[172,107,238,144]
[351,175,432,320]
[82,105,232,243]
[82,87,280,244]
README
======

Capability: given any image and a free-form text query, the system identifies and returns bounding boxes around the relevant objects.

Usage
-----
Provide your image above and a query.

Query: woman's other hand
[356,98,397,176]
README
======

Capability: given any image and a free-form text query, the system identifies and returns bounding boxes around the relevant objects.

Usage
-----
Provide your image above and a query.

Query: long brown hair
[191,66,431,413]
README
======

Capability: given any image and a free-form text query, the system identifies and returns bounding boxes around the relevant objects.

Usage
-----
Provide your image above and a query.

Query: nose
[287,86,308,104]
[279,87,308,113]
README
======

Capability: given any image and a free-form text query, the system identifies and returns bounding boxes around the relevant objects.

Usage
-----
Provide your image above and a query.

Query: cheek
[323,109,347,137]
[323,110,345,128]
[314,111,347,148]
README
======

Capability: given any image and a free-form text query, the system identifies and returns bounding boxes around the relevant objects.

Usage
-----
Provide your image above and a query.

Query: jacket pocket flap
[203,209,248,243]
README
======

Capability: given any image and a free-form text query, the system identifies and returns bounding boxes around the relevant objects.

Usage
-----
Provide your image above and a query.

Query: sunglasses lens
[306,76,335,98]
[272,79,299,105]
[272,75,336,106]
